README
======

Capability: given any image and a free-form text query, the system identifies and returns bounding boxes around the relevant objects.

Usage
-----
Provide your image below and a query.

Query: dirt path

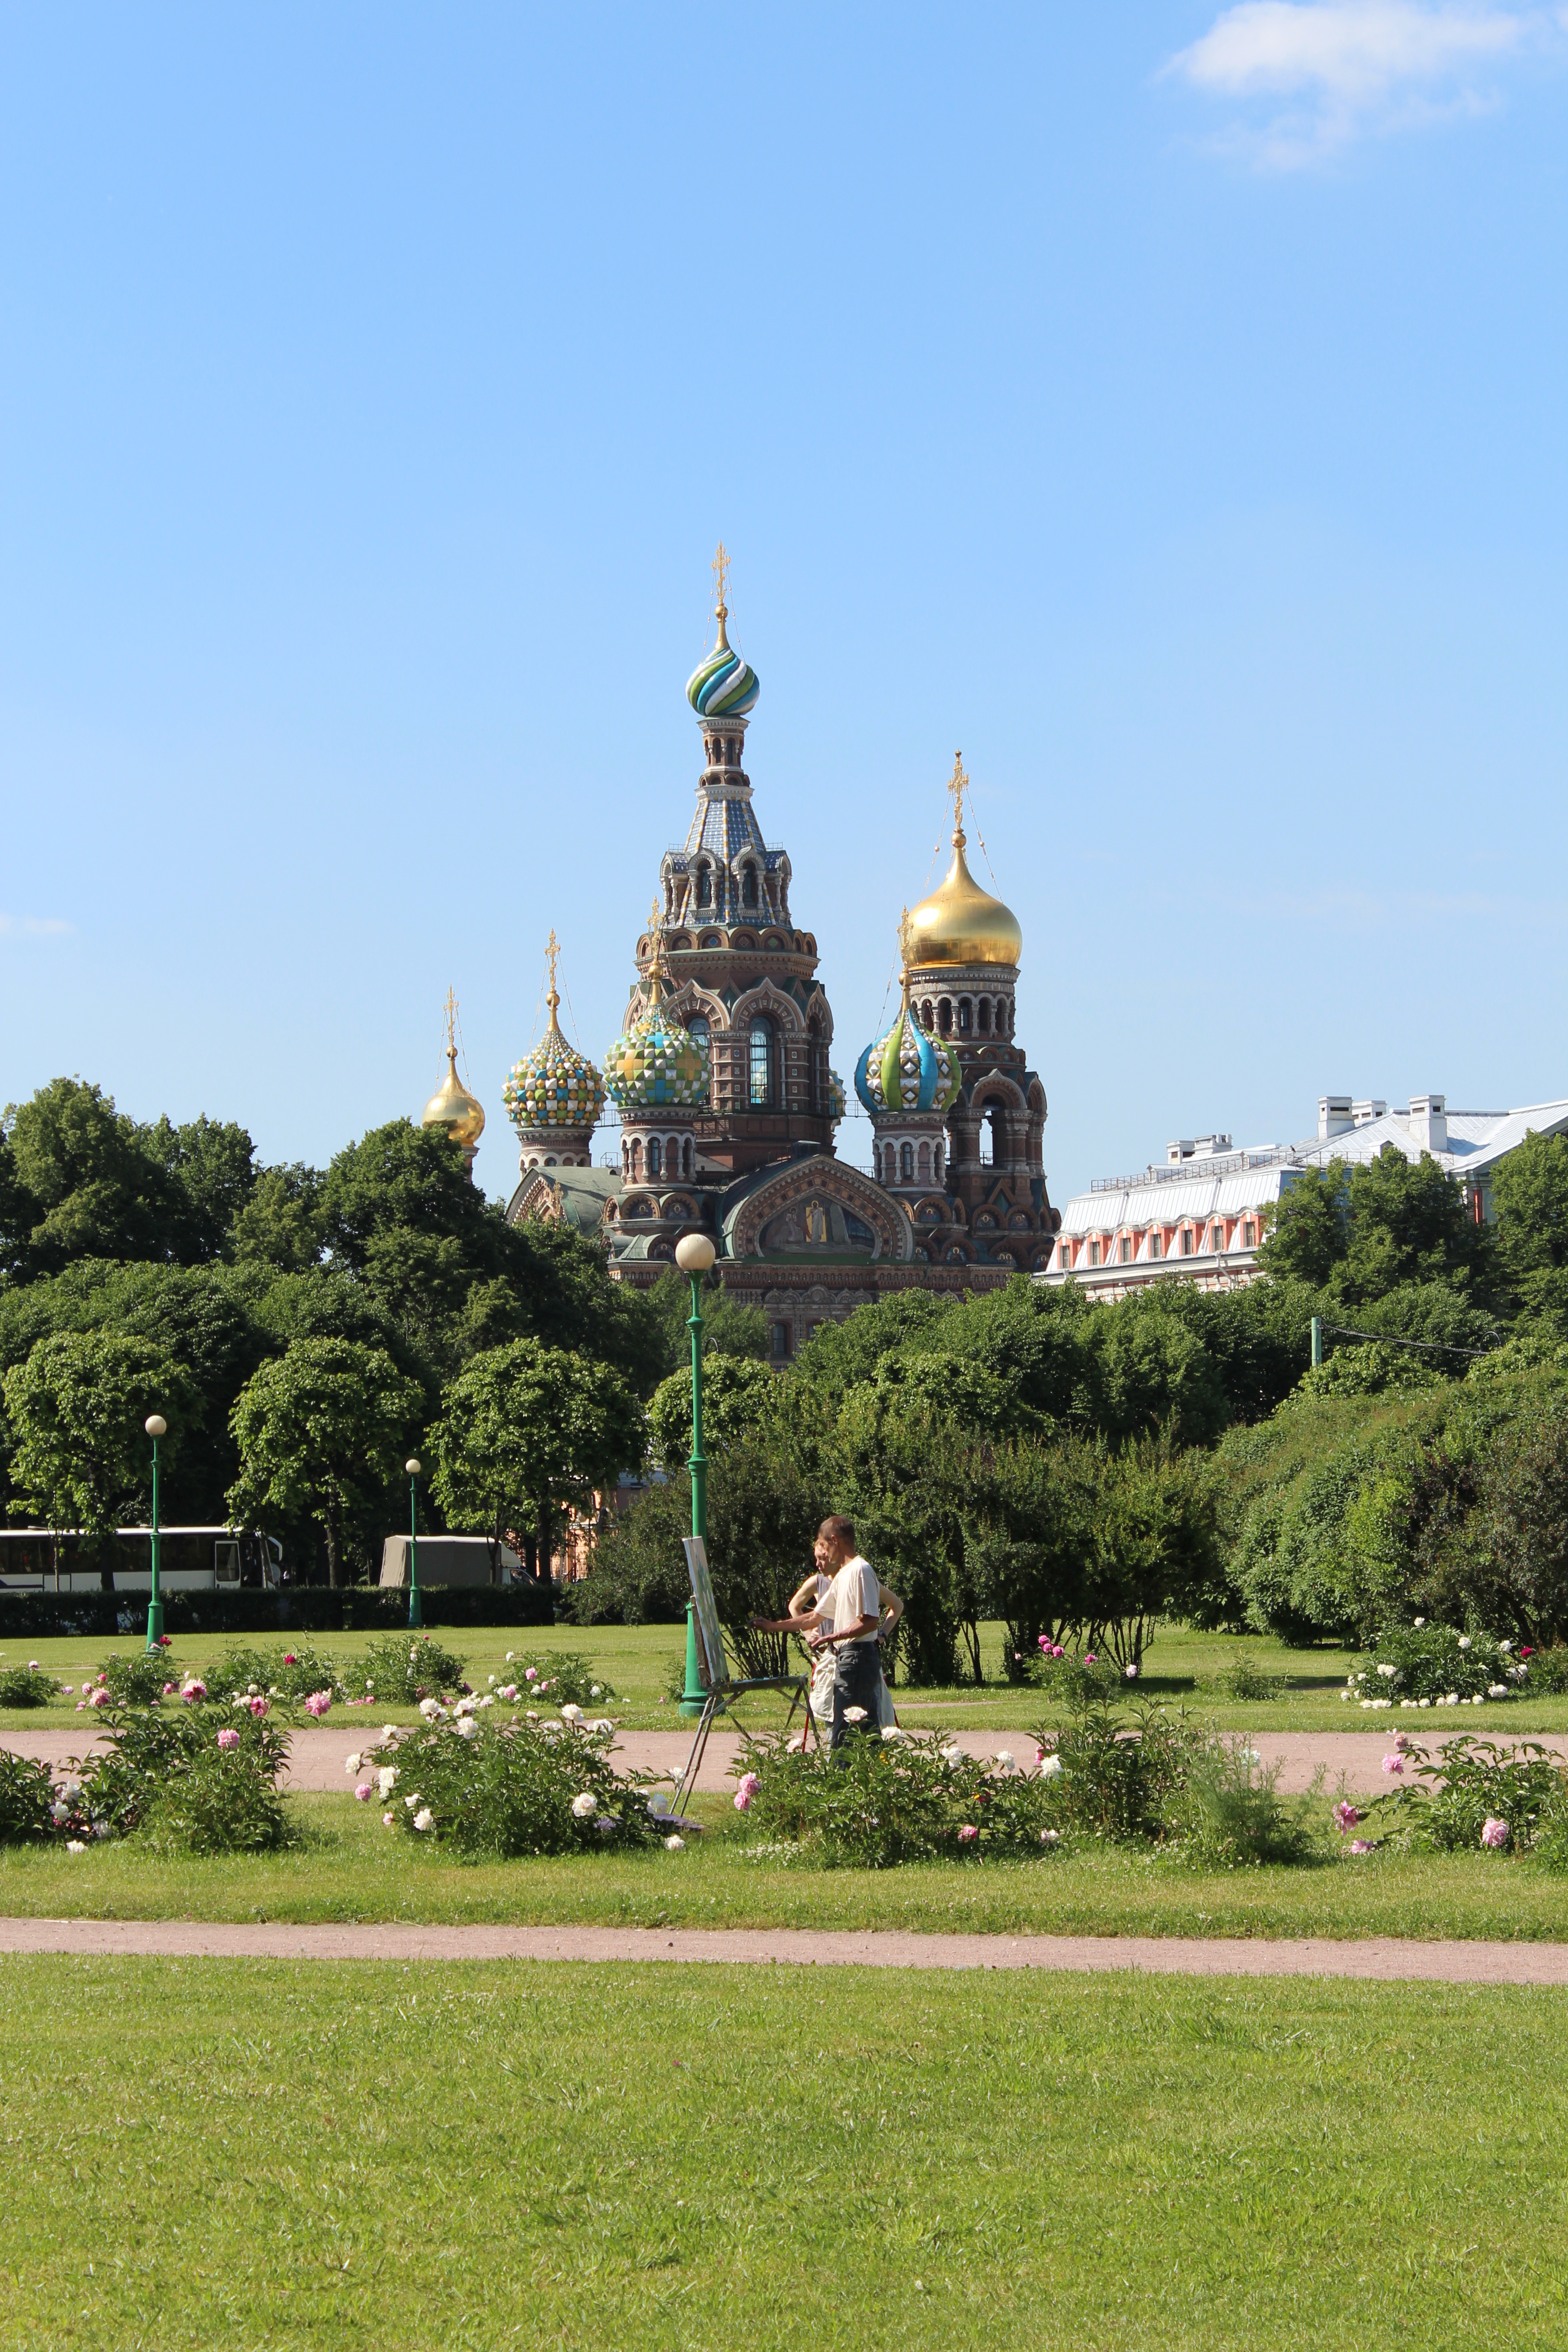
[7,1723,1565,1793]
[1,1916,1565,1982]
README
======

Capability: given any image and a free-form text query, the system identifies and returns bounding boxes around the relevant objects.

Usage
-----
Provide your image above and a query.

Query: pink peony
[181,1680,206,1702]
[733,1771,760,1813]
[88,1688,110,1709]
[283,1653,298,1665]
[1382,1754,1405,1775]
[1083,1653,1097,1666]
[216,1728,240,1751]
[524,1666,538,1681]
[353,1782,373,1802]
[1333,1801,1361,1832]
[1392,1730,1411,1752]
[1348,1839,1374,1854]
[156,1634,172,1647]
[383,1810,395,1827]
[304,1691,333,1719]
[162,1682,176,1695]
[1481,1817,1511,1849]
[1037,1634,1050,1650]
[957,1823,979,1842]
[246,1695,269,1718]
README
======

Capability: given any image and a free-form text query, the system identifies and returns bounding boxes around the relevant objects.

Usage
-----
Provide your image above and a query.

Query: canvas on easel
[670,1534,817,1816]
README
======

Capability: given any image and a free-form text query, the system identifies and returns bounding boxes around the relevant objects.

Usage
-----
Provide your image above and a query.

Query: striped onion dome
[854,1005,962,1117]
[686,610,760,720]
[504,1001,606,1136]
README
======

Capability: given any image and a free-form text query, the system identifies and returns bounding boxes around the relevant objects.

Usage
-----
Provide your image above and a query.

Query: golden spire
[543,928,563,1034]
[948,751,969,848]
[422,987,485,1161]
[712,541,730,650]
[897,906,915,1007]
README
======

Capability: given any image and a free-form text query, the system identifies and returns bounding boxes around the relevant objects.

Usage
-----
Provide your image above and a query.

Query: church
[436,559,1058,1360]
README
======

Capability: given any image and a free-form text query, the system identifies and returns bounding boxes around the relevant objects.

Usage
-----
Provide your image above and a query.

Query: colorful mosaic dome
[686,612,760,720]
[604,1003,711,1112]
[854,1005,962,1118]
[827,1069,847,1124]
[504,1014,606,1137]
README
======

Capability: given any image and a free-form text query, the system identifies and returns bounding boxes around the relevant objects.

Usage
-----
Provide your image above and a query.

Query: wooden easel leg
[673,1695,718,1819]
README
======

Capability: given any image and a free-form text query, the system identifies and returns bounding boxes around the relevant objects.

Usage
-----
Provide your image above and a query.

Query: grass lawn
[2,1955,1565,2351]
[5,1618,1568,1736]
[3,1793,1568,1940]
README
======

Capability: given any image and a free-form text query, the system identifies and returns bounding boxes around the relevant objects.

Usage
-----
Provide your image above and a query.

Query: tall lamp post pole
[144,1414,168,1651]
[405,1458,424,1631]
[675,1231,716,1719]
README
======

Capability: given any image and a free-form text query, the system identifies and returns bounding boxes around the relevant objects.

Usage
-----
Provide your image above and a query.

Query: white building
[1036,1094,1568,1304]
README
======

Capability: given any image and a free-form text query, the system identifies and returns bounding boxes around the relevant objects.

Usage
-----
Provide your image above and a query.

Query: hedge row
[0,1583,557,1640]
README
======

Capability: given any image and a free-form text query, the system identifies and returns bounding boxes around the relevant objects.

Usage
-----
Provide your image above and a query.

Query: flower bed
[354,1700,658,1858]
[1343,1624,1532,1710]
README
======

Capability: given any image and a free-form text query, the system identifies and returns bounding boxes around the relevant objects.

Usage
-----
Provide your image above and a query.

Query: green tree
[1493,1129,1568,1332]
[647,1355,779,1471]
[2,1331,179,1587]
[230,1163,324,1273]
[5,1078,185,1271]
[141,1113,259,1260]
[428,1339,644,1577]
[1338,1144,1492,1305]
[228,1338,420,1587]
[1083,1433,1221,1668]
[1258,1161,1348,1288]
[642,1267,769,1377]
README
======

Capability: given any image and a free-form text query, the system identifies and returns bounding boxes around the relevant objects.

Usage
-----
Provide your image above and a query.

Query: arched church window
[938,999,952,1036]
[682,1137,693,1179]
[921,999,934,1031]
[978,1000,991,1035]
[934,1141,944,1181]
[696,866,712,907]
[631,1139,643,1181]
[742,866,758,908]
[900,1142,914,1183]
[749,1019,775,1108]
[958,999,972,1035]
[687,1014,710,1053]
[917,1141,931,1181]
[647,1137,662,1180]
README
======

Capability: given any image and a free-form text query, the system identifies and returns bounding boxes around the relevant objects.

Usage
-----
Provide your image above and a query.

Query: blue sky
[3,2,1565,1206]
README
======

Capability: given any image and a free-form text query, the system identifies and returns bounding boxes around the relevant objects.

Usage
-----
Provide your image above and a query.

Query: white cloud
[0,915,73,937]
[1166,2,1558,166]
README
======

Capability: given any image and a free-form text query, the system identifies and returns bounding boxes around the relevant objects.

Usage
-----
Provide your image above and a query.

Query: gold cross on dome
[948,751,968,842]
[897,906,915,969]
[712,541,730,618]
[443,986,458,1055]
[544,929,560,1017]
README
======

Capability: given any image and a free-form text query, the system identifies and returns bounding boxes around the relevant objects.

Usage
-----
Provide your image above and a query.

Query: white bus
[0,1528,283,1593]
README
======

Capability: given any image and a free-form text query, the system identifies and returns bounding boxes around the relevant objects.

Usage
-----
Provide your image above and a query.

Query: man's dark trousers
[828,1641,882,1756]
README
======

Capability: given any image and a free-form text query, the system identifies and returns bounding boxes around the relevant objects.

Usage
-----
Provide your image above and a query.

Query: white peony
[344,1754,363,1774]
[1039,1754,1064,1779]
[561,1703,584,1723]
[992,1751,1015,1771]
[378,1766,399,1795]
[1458,1636,1472,1651]
[413,1808,434,1832]
[454,1716,479,1740]
[664,1833,686,1851]
[571,1792,597,1818]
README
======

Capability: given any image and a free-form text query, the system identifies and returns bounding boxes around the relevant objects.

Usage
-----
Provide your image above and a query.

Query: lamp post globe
[675,1230,717,1717]
[406,1458,424,1631]
[144,1411,168,1651]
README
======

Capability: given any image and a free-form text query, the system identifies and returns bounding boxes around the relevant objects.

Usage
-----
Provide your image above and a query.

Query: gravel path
[1,1916,1565,1982]
[7,1724,1567,1793]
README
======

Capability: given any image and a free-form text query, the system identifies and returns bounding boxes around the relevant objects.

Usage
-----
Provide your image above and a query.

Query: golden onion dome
[906,755,1023,969]
[422,1046,486,1151]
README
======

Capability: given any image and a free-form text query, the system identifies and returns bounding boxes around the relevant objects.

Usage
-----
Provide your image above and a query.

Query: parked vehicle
[0,1527,283,1593]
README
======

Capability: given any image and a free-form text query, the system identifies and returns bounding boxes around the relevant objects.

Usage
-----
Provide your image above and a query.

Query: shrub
[1523,1645,1568,1693]
[367,1712,658,1857]
[1343,1623,1528,1709]
[1170,1742,1322,1867]
[1028,1648,1133,1708]
[80,1698,291,1839]
[0,1747,61,1843]
[1206,1654,1289,1704]
[735,1730,1061,1869]
[1357,1734,1567,1855]
[138,1742,292,1854]
[1034,1702,1203,1843]
[207,1644,348,1705]
[350,1633,469,1705]
[0,1666,62,1709]
[93,1645,184,1707]
[492,1650,615,1707]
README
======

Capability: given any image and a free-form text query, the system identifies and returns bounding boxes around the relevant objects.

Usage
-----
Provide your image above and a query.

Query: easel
[671,1537,818,1818]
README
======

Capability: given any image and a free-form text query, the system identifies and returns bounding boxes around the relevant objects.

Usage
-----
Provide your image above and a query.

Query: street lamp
[405,1459,423,1631]
[144,1414,168,1652]
[674,1231,716,1718]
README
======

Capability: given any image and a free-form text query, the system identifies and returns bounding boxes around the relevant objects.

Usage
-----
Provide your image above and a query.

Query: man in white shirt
[799,1517,883,1753]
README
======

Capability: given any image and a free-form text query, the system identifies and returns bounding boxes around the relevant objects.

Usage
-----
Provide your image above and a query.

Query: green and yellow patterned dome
[505,937,607,1136]
[603,927,710,1112]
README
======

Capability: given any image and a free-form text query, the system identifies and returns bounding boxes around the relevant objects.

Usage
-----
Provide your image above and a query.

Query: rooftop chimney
[1352,1099,1387,1127]
[1318,1095,1353,1141]
[1410,1093,1448,1154]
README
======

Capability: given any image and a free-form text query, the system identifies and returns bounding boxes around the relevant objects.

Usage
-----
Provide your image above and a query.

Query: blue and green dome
[604,1001,711,1112]
[504,1009,606,1137]
[686,618,760,720]
[854,1007,962,1117]
[827,1069,847,1124]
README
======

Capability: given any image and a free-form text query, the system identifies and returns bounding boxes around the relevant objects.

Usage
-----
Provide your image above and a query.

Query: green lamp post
[144,1413,167,1651]
[405,1457,424,1631]
[674,1230,716,1719]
